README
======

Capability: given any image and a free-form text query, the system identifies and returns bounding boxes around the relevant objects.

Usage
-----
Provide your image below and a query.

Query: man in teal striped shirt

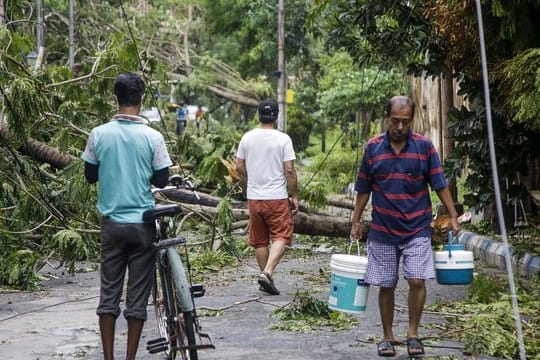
[82,72,172,360]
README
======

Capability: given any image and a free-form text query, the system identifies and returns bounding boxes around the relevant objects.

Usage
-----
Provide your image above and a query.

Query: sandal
[257,272,280,295]
[406,338,425,356]
[377,340,396,357]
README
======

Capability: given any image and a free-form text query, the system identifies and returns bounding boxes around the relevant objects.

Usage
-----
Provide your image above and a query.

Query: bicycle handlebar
[152,174,200,200]
[154,236,187,249]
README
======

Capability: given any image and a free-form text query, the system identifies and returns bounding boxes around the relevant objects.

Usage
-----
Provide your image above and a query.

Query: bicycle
[144,175,215,359]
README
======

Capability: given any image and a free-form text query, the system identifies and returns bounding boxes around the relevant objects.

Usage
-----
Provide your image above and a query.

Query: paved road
[0,250,499,360]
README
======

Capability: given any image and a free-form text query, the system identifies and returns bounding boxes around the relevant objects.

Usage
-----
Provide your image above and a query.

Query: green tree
[314,50,409,152]
[311,0,540,211]
[287,105,313,152]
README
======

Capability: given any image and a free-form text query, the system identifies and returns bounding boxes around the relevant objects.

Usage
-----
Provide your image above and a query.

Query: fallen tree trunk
[160,188,245,208]
[0,126,76,169]
[293,211,352,238]
[207,85,259,107]
[326,193,355,210]
[161,188,359,212]
[160,190,365,239]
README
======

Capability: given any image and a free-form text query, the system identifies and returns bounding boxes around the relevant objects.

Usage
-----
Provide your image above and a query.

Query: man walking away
[176,104,188,136]
[82,72,173,360]
[235,98,299,295]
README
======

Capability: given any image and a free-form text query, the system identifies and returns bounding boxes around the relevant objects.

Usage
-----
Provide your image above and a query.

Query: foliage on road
[270,291,357,332]
[427,275,540,358]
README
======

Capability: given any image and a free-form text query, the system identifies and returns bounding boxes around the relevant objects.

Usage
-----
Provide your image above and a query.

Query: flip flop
[257,272,280,295]
[407,338,425,356]
[377,340,396,357]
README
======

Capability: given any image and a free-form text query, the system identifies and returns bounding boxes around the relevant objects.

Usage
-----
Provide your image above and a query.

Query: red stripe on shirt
[430,167,444,176]
[374,173,424,181]
[370,223,424,236]
[372,204,431,220]
[372,184,428,199]
[398,153,427,161]
[369,153,396,163]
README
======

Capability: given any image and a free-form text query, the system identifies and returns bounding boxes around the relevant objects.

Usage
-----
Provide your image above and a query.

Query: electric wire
[301,0,407,216]
[474,1,526,359]
[116,2,241,231]
[117,0,184,175]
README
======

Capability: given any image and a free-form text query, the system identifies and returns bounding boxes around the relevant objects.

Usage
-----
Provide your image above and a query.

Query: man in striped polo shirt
[350,96,460,357]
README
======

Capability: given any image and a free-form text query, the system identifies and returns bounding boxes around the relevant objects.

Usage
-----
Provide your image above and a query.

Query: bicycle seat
[143,204,183,222]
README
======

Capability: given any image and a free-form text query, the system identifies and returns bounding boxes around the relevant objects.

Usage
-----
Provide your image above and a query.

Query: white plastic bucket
[328,254,369,313]
[434,245,474,285]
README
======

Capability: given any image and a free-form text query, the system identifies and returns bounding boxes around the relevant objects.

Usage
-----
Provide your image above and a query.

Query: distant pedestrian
[350,95,460,357]
[176,104,188,136]
[195,105,204,135]
[235,98,299,295]
[82,72,172,360]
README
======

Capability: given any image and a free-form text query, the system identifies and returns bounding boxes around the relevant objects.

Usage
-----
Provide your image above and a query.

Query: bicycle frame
[144,176,214,359]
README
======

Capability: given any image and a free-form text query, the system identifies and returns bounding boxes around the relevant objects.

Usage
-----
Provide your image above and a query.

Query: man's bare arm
[350,192,370,240]
[284,160,299,214]
[284,160,297,196]
[235,158,247,180]
[436,187,461,234]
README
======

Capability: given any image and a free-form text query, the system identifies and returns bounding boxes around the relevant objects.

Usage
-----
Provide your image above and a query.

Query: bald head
[385,96,415,119]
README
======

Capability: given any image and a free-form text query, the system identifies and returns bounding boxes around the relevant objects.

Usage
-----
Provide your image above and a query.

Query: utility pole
[68,0,74,68]
[184,5,193,75]
[277,0,286,132]
[0,1,5,26]
[35,0,45,69]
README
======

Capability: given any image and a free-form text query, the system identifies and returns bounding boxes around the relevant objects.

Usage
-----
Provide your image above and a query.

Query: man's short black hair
[258,98,279,123]
[113,72,145,106]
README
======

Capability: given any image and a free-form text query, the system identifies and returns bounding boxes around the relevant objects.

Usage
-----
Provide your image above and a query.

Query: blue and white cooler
[434,232,474,285]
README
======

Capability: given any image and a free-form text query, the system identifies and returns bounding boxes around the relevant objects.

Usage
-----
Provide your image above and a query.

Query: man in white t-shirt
[235,98,299,295]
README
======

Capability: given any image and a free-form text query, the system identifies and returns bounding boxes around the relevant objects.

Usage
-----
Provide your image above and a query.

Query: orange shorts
[248,199,293,248]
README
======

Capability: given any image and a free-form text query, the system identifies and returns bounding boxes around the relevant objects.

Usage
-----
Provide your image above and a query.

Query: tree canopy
[2,1,540,295]
[311,0,540,210]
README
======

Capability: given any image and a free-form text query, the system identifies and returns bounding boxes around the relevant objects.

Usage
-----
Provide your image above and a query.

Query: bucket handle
[447,231,455,257]
[348,236,364,256]
[448,230,457,245]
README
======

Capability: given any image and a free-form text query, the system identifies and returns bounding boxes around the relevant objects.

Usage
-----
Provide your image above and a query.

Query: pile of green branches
[270,291,357,332]
[427,275,540,358]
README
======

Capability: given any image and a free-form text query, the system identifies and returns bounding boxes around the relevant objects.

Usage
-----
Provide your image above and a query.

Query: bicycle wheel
[148,266,173,356]
[163,248,199,360]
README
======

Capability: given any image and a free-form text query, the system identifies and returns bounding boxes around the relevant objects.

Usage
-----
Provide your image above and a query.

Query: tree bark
[161,189,362,239]
[21,138,77,169]
[326,194,355,210]
[159,188,245,208]
[293,211,353,238]
[206,85,259,107]
[0,126,76,169]
[0,0,5,26]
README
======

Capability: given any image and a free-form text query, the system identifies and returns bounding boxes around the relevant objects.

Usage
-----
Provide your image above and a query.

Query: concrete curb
[456,230,540,279]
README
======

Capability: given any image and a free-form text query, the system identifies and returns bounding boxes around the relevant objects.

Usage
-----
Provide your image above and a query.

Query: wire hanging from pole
[302,0,413,221]
[474,1,526,359]
[118,0,188,177]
